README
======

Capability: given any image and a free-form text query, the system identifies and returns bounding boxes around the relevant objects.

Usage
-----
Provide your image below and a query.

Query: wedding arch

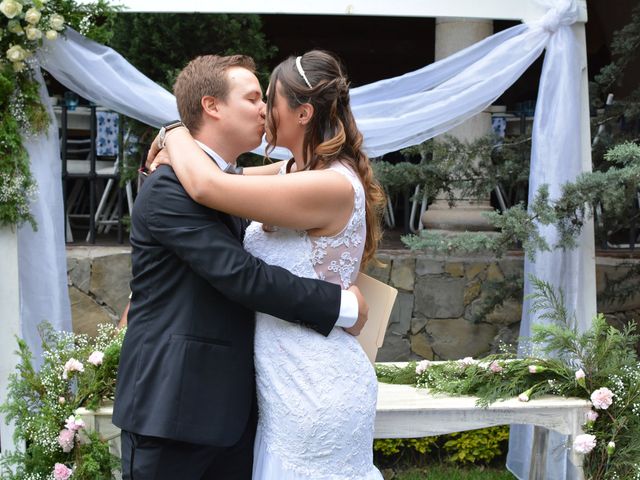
[0,1,594,478]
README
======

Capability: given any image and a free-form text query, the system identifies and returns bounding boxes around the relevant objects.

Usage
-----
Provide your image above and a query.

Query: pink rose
[87,351,104,366]
[57,428,75,453]
[459,357,476,366]
[62,358,84,379]
[489,361,503,373]
[590,387,614,410]
[64,415,85,432]
[53,463,73,480]
[415,360,432,375]
[575,369,586,380]
[585,410,599,423]
[573,434,597,454]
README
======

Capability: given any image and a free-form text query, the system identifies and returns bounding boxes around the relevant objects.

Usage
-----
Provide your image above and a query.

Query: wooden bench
[78,381,591,480]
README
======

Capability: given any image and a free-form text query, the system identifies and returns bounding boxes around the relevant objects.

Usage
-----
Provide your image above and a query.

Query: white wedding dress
[244,162,382,480]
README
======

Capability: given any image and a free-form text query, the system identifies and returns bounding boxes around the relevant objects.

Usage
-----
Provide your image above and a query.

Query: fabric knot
[540,7,561,33]
[535,0,579,34]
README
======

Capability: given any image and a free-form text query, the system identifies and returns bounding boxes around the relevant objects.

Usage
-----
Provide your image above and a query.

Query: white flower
[25,7,42,25]
[518,392,530,402]
[7,19,23,34]
[45,29,58,40]
[88,351,104,366]
[49,14,65,31]
[6,44,27,62]
[0,0,23,19]
[25,26,42,41]
[62,358,84,379]
[415,360,432,375]
[575,368,586,380]
[607,441,615,455]
[573,434,597,454]
[591,387,614,410]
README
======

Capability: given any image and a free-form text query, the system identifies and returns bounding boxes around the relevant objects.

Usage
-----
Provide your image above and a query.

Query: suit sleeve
[145,171,340,336]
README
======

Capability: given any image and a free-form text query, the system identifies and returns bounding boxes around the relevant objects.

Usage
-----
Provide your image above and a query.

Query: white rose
[49,14,65,31]
[7,19,23,34]
[45,29,58,40]
[25,7,42,25]
[25,26,42,41]
[6,45,27,62]
[0,0,23,19]
[12,61,25,73]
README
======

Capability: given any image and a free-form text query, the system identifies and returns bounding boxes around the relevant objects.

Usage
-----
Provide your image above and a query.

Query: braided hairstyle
[266,50,385,268]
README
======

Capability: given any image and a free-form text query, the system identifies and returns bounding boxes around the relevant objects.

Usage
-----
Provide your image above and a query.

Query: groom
[112,54,368,480]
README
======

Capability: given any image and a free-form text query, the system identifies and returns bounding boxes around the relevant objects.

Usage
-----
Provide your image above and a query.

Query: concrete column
[422,18,495,232]
[0,227,21,454]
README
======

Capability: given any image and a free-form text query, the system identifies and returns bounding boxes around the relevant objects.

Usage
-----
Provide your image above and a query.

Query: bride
[152,50,385,479]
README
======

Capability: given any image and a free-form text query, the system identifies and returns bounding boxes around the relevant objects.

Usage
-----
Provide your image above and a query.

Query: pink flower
[87,351,104,366]
[58,396,66,405]
[53,463,73,480]
[575,369,586,380]
[57,428,75,453]
[518,392,530,402]
[489,361,503,373]
[459,357,476,366]
[415,360,432,375]
[573,434,597,454]
[585,410,599,423]
[590,387,614,410]
[62,358,84,380]
[64,415,85,432]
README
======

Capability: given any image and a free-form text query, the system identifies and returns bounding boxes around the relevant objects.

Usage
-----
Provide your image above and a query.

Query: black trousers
[120,406,257,480]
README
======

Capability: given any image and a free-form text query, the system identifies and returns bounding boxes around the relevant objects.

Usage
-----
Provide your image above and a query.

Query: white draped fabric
[11,1,593,477]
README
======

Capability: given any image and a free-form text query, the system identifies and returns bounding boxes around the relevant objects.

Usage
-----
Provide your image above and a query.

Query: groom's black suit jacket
[112,165,341,447]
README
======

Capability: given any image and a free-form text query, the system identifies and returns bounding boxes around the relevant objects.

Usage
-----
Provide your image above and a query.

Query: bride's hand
[148,149,171,172]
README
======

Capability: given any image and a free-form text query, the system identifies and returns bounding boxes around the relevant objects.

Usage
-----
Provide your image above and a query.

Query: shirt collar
[194,140,232,171]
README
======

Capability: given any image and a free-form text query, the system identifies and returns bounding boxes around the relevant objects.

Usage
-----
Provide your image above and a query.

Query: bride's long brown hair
[266,50,385,267]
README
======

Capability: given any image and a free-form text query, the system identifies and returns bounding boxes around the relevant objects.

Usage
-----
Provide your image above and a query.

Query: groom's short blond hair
[173,54,256,132]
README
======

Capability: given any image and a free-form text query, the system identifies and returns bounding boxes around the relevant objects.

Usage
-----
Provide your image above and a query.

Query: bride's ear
[298,103,314,126]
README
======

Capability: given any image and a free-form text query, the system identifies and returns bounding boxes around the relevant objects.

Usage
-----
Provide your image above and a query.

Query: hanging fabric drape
[16,1,593,478]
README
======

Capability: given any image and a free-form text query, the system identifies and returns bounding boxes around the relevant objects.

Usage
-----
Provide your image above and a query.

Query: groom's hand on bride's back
[344,285,368,336]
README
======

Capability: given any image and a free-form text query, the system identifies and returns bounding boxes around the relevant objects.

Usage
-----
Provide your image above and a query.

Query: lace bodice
[308,163,366,289]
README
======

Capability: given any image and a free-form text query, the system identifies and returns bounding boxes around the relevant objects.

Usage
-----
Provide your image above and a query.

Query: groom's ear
[201,96,222,120]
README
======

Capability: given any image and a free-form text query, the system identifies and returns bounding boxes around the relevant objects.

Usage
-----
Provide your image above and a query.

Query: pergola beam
[100,0,588,23]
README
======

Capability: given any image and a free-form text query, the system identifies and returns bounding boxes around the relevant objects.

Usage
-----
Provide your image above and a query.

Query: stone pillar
[422,18,495,232]
[0,227,21,454]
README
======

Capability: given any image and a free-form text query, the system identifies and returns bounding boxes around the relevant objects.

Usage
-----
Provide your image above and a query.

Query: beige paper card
[354,273,398,364]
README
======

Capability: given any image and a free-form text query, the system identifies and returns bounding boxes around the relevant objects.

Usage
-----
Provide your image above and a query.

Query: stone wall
[67,247,640,360]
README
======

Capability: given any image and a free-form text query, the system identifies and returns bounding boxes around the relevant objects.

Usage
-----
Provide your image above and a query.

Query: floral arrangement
[0,0,118,228]
[0,323,125,480]
[376,278,640,480]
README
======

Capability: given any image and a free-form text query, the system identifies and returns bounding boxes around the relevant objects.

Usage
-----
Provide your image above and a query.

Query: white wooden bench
[78,381,591,480]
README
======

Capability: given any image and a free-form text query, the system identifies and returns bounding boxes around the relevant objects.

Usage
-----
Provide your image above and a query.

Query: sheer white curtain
[16,1,592,477]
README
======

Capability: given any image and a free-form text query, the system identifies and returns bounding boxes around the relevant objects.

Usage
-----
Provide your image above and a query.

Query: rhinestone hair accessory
[295,56,312,88]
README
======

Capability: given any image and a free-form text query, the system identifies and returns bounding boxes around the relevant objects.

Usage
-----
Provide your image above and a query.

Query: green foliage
[1,0,119,229]
[0,323,125,479]
[374,427,508,467]
[108,13,277,89]
[376,278,640,480]
[443,427,510,465]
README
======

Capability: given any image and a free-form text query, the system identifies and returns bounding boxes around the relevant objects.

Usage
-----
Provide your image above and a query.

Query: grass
[391,466,516,480]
